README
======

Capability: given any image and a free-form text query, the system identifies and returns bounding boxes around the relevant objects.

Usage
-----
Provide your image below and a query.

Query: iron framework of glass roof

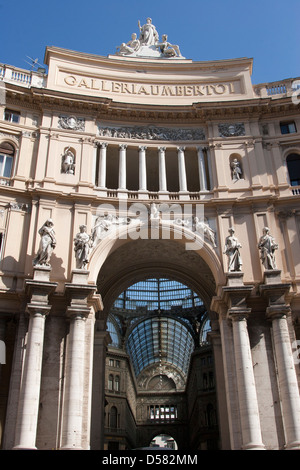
[113,278,204,311]
[126,316,195,377]
[107,278,210,379]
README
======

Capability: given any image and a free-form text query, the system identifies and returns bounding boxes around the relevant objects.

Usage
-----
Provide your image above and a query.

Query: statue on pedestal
[115,18,184,59]
[224,227,242,272]
[33,219,56,267]
[116,33,140,55]
[138,18,159,46]
[258,227,278,270]
[157,34,183,58]
[74,225,92,270]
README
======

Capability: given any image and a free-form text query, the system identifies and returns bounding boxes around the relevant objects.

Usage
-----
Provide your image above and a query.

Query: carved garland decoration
[98,125,205,141]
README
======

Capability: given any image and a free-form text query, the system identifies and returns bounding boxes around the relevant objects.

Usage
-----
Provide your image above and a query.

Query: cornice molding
[4,83,300,123]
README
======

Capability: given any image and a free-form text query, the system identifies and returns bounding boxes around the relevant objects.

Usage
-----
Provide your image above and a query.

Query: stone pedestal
[260,270,300,450]
[60,270,97,450]
[222,272,265,450]
[13,266,57,450]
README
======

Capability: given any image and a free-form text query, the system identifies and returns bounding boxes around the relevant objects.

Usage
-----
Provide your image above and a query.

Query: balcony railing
[99,188,212,201]
[0,64,46,89]
[254,77,300,99]
[291,186,300,195]
[0,177,11,187]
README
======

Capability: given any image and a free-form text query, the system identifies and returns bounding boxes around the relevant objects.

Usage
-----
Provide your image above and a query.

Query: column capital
[25,266,57,307]
[119,143,128,150]
[177,146,185,152]
[99,142,108,149]
[26,304,52,318]
[158,146,166,152]
[139,145,147,151]
[228,309,251,322]
[64,270,97,319]
[259,270,292,321]
[266,305,291,321]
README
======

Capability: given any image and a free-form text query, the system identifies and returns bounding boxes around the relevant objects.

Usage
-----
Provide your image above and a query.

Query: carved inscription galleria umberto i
[63,75,236,98]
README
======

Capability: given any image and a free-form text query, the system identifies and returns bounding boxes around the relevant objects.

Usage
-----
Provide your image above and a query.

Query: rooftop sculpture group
[116,18,184,59]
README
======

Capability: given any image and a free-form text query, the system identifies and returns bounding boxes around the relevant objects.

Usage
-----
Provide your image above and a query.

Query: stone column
[90,329,111,450]
[60,270,97,450]
[158,147,167,192]
[208,322,232,450]
[98,143,107,188]
[118,144,127,190]
[13,266,57,450]
[229,313,265,449]
[0,317,6,372]
[177,146,187,192]
[223,272,265,450]
[261,270,300,449]
[138,146,147,191]
[206,146,213,190]
[197,146,208,191]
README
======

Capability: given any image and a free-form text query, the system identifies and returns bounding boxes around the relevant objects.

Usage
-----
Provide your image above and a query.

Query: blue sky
[0,0,299,85]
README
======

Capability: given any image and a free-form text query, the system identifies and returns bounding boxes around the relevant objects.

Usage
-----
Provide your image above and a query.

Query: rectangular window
[0,154,13,178]
[280,121,297,134]
[148,405,177,421]
[4,109,20,123]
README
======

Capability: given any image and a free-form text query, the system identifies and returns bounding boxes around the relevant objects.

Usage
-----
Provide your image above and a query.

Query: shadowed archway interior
[95,238,219,449]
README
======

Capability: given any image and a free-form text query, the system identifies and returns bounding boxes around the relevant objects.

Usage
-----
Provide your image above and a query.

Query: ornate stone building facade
[0,19,300,450]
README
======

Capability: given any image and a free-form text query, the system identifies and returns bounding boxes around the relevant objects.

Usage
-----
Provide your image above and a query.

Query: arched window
[110,406,118,428]
[115,375,120,392]
[108,374,114,391]
[0,142,15,180]
[206,404,216,427]
[286,153,300,186]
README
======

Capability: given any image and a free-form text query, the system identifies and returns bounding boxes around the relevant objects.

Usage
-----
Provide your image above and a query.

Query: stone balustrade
[0,63,46,88]
[254,77,300,98]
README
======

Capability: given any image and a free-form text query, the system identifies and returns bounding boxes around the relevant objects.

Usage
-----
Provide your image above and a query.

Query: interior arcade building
[0,18,300,451]
[103,271,217,450]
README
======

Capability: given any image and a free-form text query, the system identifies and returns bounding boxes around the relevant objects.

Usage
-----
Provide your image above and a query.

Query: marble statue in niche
[33,219,56,267]
[61,147,75,174]
[258,227,278,270]
[230,158,243,181]
[223,227,243,272]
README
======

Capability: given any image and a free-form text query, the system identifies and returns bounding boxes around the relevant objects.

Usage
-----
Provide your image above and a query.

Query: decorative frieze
[7,202,30,212]
[218,123,245,138]
[98,125,205,141]
[58,115,85,131]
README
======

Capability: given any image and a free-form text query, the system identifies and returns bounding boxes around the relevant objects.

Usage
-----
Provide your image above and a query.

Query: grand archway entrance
[90,237,222,450]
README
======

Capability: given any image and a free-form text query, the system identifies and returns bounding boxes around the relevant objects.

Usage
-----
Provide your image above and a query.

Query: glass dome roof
[126,316,195,377]
[113,278,204,311]
[107,278,209,379]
